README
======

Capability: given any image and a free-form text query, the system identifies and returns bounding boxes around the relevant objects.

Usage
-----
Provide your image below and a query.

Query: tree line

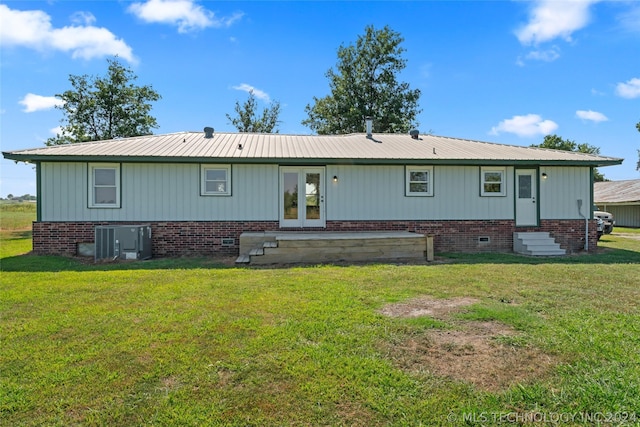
[46,26,639,175]
[2,194,36,202]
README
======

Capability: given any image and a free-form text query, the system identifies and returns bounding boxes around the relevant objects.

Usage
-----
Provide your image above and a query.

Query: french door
[280,167,325,228]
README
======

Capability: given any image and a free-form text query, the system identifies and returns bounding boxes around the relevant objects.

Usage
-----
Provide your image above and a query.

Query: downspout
[35,162,42,222]
[577,199,588,251]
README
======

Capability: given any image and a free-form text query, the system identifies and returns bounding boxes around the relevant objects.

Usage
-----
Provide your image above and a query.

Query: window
[201,164,231,196]
[406,166,433,196]
[480,167,506,196]
[89,163,120,208]
[518,174,532,199]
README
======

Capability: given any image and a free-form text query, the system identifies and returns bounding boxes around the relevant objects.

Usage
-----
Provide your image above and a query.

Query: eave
[2,152,624,167]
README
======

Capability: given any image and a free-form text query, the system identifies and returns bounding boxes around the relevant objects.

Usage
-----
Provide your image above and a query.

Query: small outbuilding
[594,179,640,228]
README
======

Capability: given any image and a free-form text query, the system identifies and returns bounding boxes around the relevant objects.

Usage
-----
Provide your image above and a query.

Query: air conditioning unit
[95,225,152,261]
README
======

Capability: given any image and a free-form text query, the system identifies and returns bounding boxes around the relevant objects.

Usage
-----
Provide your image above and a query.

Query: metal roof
[2,131,623,166]
[594,179,640,204]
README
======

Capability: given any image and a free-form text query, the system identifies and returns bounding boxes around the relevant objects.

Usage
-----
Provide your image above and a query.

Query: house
[3,128,622,260]
[594,179,640,228]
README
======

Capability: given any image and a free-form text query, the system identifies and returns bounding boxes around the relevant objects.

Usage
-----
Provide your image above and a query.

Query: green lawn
[1,212,640,425]
[616,226,640,234]
[0,202,36,231]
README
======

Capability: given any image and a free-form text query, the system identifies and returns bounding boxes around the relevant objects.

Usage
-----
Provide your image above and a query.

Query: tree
[226,90,281,133]
[532,134,606,181]
[46,58,161,145]
[302,25,421,135]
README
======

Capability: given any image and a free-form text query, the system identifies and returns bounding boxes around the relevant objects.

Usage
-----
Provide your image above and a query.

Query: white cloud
[19,93,64,113]
[232,84,270,102]
[490,114,558,137]
[0,5,135,62]
[128,0,243,33]
[0,5,50,46]
[576,110,608,123]
[70,11,96,26]
[516,0,600,45]
[524,46,561,62]
[50,126,63,136]
[51,26,135,61]
[615,77,640,99]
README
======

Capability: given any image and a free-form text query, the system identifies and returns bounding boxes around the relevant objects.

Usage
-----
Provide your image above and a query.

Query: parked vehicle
[596,217,605,240]
[593,206,614,234]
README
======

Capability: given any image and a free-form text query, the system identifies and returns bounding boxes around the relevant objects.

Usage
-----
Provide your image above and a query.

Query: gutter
[1,152,625,167]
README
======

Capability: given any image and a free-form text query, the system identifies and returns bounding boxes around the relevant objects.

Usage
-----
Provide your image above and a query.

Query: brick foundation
[32,219,599,257]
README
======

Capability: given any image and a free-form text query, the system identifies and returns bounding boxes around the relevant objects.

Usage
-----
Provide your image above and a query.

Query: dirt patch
[379,296,479,319]
[380,297,558,392]
[613,232,640,241]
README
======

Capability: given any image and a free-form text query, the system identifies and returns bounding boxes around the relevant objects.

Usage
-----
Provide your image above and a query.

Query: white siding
[539,166,591,219]
[326,165,513,220]
[41,162,278,221]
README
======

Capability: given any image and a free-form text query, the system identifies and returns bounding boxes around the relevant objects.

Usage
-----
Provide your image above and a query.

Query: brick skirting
[32,219,599,257]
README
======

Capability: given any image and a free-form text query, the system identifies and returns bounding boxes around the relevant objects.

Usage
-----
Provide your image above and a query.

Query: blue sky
[1,0,639,198]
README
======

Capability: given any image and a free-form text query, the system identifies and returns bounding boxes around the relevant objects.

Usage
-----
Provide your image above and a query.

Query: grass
[0,202,36,232]
[616,226,640,234]
[0,202,35,260]
[1,208,640,425]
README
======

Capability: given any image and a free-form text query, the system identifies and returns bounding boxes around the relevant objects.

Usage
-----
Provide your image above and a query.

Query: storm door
[280,167,325,228]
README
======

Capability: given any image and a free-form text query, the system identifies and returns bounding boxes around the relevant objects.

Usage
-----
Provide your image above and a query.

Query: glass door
[280,167,325,227]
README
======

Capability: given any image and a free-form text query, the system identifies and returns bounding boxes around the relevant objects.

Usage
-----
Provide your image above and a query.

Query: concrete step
[522,242,562,249]
[514,231,551,239]
[513,231,566,256]
[525,249,567,256]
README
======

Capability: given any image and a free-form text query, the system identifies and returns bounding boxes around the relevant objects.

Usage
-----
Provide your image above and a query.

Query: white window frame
[405,166,434,196]
[201,164,231,196]
[88,163,121,208]
[480,166,506,197]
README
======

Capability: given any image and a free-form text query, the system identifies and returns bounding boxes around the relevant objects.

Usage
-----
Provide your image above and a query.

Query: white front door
[515,169,538,226]
[280,167,325,228]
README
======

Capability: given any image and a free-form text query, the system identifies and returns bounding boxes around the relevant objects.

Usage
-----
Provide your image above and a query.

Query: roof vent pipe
[409,129,419,139]
[204,127,214,138]
[365,117,373,139]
